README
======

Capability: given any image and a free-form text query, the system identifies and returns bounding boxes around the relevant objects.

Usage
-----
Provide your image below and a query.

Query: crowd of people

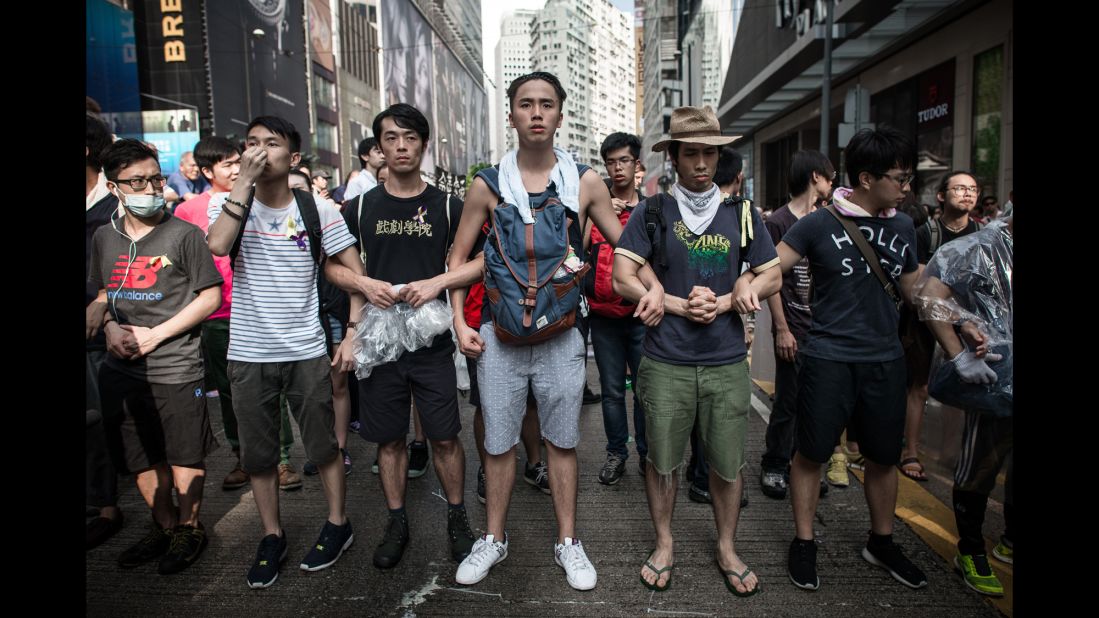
[85,70,1012,598]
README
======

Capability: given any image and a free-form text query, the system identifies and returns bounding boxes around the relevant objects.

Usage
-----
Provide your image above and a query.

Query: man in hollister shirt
[776,126,928,592]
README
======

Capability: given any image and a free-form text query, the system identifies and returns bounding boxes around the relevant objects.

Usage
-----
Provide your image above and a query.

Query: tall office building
[530,0,636,169]
[495,9,537,157]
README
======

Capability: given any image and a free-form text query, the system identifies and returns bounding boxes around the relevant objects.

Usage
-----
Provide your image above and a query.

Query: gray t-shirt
[781,206,918,362]
[90,213,223,384]
[615,194,779,366]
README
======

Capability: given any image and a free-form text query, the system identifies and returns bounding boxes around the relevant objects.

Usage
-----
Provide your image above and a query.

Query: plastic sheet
[351,289,454,380]
[914,219,1013,415]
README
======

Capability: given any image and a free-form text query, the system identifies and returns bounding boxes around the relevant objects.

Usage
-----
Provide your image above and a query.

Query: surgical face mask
[118,192,166,218]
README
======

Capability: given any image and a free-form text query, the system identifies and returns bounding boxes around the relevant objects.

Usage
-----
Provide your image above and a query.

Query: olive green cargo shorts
[635,356,750,482]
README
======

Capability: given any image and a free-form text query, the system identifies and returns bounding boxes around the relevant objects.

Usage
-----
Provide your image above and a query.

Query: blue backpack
[477,167,590,345]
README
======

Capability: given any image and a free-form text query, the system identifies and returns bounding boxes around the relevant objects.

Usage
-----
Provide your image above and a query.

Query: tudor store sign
[918,103,949,123]
[916,60,955,130]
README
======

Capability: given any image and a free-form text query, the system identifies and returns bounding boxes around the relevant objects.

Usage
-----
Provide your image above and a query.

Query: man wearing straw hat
[613,105,780,596]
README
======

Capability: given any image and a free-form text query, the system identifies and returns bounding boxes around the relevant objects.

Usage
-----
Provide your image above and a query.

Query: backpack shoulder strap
[928,218,942,254]
[644,194,670,271]
[293,188,323,266]
[229,186,257,269]
[356,191,371,266]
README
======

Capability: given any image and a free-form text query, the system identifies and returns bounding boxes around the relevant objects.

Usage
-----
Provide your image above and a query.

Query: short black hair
[982,195,998,204]
[667,142,679,160]
[246,116,301,153]
[193,136,241,173]
[600,132,641,161]
[86,112,113,172]
[101,139,159,181]
[844,125,914,187]
[714,147,744,187]
[935,170,978,202]
[506,71,567,109]
[357,137,379,168]
[288,169,311,187]
[897,192,928,228]
[372,103,430,144]
[788,149,834,196]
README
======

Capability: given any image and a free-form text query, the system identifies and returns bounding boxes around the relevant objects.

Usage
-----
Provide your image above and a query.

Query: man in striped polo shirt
[207,116,367,589]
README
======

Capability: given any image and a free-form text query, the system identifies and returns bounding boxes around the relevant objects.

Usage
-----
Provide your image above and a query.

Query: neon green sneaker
[954,553,1004,596]
[992,540,1013,565]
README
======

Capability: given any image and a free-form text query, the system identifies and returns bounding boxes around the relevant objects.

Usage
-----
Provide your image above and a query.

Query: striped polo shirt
[209,194,355,362]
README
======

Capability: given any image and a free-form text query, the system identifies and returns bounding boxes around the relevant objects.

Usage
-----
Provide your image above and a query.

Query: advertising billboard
[205,0,310,142]
[132,0,207,122]
[381,0,435,172]
[86,0,141,120]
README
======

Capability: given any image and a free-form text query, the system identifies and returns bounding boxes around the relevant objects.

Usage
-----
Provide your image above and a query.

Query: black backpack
[644,192,755,274]
[229,187,347,344]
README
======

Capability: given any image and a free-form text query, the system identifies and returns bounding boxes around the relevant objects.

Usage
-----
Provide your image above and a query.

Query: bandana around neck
[672,182,721,235]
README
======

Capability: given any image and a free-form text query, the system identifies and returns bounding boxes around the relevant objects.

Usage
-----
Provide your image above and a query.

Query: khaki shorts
[636,356,750,482]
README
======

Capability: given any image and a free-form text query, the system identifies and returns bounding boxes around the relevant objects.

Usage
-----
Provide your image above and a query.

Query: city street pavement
[86,360,1004,617]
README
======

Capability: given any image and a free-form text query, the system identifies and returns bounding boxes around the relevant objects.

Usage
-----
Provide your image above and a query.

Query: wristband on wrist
[225,197,250,210]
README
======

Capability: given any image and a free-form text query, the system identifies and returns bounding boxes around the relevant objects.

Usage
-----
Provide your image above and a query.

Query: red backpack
[582,206,636,318]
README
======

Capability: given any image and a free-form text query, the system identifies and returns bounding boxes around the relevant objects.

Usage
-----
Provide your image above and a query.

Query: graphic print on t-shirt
[829,224,912,279]
[672,220,731,279]
[375,205,434,238]
[107,254,171,301]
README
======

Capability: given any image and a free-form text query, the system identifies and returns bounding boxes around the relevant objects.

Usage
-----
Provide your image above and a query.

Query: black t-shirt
[616,194,779,366]
[765,204,812,342]
[343,184,462,300]
[915,218,981,264]
[782,206,918,362]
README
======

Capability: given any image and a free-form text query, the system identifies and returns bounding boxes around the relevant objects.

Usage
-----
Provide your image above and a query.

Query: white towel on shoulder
[497,147,581,224]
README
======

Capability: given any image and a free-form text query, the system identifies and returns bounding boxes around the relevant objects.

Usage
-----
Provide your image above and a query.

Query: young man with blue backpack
[447,72,665,591]
[585,132,648,486]
[613,106,781,596]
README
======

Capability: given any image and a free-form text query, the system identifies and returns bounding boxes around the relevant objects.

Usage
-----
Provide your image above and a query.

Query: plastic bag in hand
[402,299,453,351]
[352,303,406,379]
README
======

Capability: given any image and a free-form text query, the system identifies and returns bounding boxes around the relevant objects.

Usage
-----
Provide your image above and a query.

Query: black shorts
[98,364,218,474]
[359,336,461,444]
[794,355,906,466]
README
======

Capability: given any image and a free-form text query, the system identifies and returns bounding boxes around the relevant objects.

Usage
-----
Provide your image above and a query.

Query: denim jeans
[589,313,647,461]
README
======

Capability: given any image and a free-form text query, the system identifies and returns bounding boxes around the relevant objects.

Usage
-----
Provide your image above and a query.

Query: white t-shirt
[209,194,356,362]
[343,170,378,201]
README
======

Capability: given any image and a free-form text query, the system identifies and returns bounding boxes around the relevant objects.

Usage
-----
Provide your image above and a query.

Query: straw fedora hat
[651,105,740,152]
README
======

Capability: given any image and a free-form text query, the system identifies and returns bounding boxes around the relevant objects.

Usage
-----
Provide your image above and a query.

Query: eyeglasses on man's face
[948,185,979,196]
[877,171,914,187]
[113,175,167,191]
[604,157,636,169]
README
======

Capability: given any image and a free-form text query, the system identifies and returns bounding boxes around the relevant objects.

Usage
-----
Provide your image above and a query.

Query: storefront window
[971,46,1003,197]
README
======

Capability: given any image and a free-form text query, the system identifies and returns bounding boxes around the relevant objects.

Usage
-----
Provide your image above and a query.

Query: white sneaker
[554,537,597,590]
[455,533,508,585]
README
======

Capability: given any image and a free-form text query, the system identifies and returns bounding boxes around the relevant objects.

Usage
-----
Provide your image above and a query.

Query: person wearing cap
[613,105,780,596]
[312,171,332,201]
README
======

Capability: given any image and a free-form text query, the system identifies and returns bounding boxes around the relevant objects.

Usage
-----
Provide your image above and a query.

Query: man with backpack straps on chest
[613,105,780,596]
[898,170,984,483]
[447,71,665,591]
[207,116,366,589]
[584,132,649,486]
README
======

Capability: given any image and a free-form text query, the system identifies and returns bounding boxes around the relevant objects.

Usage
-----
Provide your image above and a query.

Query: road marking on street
[751,393,770,423]
[400,574,442,615]
[444,588,503,598]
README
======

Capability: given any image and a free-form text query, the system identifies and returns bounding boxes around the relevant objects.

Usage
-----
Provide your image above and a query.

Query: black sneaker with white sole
[247,532,288,589]
[524,461,551,494]
[300,520,354,572]
[862,535,928,589]
[788,538,820,590]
